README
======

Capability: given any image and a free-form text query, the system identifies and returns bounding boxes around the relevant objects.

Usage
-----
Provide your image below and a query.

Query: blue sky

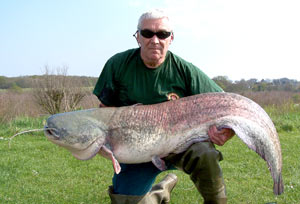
[1,0,300,81]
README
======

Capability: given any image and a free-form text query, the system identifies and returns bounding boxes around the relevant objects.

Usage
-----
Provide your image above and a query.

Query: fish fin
[151,155,167,171]
[99,145,121,174]
[111,154,121,174]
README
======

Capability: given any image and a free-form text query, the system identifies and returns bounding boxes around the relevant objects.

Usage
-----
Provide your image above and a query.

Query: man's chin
[149,52,163,60]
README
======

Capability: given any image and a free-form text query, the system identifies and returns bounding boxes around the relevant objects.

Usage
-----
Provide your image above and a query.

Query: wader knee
[165,142,227,204]
[108,173,178,204]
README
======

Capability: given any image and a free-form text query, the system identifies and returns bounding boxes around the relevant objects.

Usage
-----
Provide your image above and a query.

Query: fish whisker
[9,128,56,148]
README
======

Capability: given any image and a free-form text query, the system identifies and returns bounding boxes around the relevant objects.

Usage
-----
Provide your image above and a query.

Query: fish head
[44,108,109,160]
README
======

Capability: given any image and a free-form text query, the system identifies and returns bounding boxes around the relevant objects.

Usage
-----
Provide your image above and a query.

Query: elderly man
[93,9,234,204]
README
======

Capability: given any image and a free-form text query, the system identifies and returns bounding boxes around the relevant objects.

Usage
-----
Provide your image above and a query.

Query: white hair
[137,9,173,31]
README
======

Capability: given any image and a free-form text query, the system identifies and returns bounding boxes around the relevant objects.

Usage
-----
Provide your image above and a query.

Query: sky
[1,0,300,81]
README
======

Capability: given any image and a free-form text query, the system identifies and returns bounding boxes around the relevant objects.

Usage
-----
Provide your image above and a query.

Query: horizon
[1,73,300,83]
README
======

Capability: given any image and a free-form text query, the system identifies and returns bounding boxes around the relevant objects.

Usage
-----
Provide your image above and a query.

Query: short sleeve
[188,65,223,94]
[93,58,118,106]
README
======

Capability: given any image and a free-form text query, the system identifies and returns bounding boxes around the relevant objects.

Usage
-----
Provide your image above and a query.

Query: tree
[212,76,232,91]
[0,76,11,89]
[8,82,22,93]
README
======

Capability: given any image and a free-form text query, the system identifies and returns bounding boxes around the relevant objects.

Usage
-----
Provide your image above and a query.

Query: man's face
[137,17,173,68]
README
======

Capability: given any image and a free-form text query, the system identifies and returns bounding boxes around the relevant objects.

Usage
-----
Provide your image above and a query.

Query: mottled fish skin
[45,92,283,195]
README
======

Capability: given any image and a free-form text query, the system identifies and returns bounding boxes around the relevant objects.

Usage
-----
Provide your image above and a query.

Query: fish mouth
[44,126,60,140]
[44,126,103,160]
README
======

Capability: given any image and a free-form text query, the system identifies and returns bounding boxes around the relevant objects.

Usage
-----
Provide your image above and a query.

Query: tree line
[0,75,98,90]
[1,75,300,92]
[212,76,300,92]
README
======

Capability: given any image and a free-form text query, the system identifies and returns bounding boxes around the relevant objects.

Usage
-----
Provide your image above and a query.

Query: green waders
[165,142,227,203]
[108,142,227,204]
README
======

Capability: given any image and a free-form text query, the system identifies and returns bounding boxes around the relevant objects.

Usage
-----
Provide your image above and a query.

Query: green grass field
[0,116,299,203]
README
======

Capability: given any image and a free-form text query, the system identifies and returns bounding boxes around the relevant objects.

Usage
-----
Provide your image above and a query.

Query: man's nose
[150,35,160,43]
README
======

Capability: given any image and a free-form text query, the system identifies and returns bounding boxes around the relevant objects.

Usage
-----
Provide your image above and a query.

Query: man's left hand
[208,125,235,146]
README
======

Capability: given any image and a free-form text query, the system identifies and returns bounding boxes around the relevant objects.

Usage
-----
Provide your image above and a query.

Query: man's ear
[136,32,141,47]
[170,33,174,44]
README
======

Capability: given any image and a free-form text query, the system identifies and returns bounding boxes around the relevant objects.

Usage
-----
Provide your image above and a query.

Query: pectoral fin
[99,145,121,174]
[151,155,167,171]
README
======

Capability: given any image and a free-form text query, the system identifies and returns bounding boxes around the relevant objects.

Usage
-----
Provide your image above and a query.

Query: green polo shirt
[93,48,222,106]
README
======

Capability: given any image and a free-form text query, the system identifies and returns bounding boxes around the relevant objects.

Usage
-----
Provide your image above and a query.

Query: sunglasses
[139,29,172,39]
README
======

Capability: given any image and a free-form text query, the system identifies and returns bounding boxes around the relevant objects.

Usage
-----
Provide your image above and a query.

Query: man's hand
[208,125,235,146]
[99,101,109,108]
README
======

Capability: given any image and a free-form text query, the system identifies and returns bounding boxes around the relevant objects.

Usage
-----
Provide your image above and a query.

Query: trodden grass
[0,116,299,203]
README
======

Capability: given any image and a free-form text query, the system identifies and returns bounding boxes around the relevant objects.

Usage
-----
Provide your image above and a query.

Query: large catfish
[44,92,284,195]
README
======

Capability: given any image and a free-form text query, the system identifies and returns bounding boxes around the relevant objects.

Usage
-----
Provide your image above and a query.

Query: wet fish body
[45,92,283,195]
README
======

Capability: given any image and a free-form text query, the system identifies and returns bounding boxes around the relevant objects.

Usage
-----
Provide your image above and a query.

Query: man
[93,9,234,204]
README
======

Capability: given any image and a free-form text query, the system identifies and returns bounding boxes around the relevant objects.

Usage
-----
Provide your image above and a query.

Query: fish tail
[273,172,284,195]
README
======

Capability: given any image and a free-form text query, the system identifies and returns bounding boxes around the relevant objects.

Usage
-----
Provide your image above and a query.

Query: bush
[33,66,86,114]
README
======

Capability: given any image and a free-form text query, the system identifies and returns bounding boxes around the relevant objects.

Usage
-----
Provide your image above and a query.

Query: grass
[0,116,300,203]
[265,104,300,133]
